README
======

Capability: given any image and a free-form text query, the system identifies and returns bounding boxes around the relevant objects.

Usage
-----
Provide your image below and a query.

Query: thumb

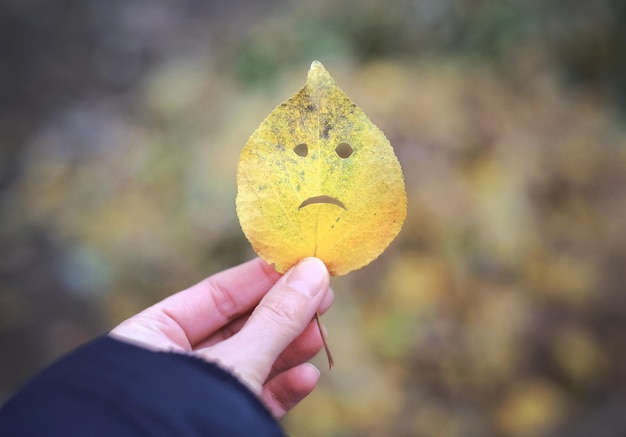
[203,257,330,391]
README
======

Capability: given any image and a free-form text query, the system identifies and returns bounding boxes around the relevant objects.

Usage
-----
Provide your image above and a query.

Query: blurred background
[1,0,626,435]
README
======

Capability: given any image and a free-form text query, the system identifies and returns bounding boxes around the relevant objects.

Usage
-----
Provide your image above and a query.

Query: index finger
[151,257,282,346]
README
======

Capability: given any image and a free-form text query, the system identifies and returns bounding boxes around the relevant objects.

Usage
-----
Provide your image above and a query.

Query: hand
[109,257,333,418]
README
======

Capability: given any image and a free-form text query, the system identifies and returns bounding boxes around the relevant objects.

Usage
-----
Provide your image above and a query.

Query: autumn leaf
[236,61,406,276]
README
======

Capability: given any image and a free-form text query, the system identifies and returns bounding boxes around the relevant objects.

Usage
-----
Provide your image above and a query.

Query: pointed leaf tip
[307,61,333,88]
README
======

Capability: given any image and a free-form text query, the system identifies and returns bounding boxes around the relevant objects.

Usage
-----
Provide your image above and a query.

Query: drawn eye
[294,143,308,157]
[335,142,353,158]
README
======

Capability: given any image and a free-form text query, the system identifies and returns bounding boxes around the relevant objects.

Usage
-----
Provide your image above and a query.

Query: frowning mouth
[298,195,346,210]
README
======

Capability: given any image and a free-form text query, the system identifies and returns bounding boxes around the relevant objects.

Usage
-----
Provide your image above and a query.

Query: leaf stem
[315,311,334,370]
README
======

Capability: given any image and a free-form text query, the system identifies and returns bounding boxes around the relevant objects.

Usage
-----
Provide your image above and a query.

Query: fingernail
[305,362,321,377]
[285,258,327,297]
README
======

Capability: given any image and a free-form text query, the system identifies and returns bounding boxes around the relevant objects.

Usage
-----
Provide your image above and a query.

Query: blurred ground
[1,1,626,436]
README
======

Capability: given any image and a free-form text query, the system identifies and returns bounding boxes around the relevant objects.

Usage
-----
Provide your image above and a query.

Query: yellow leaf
[236,61,406,275]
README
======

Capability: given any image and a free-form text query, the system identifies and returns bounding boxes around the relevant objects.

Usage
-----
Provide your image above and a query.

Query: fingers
[260,364,320,418]
[268,320,326,380]
[149,257,282,346]
[200,257,330,392]
[195,285,334,349]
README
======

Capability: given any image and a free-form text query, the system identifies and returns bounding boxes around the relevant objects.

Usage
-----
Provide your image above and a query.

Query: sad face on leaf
[236,61,406,276]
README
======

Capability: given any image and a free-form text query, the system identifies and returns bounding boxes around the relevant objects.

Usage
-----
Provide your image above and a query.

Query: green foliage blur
[1,0,625,436]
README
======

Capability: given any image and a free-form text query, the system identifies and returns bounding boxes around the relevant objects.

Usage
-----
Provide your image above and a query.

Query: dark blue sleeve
[0,336,286,437]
